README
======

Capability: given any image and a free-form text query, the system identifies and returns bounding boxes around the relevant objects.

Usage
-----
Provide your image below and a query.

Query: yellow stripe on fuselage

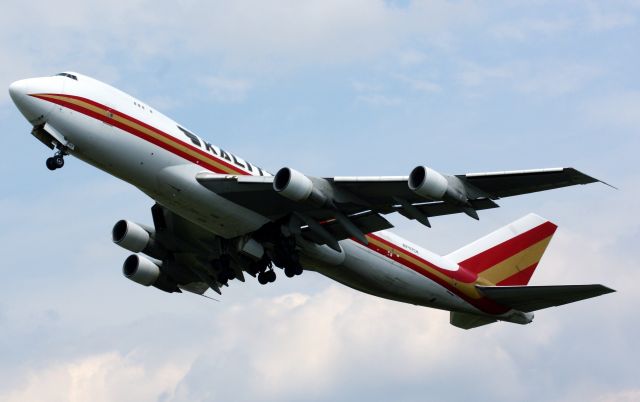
[39,94,243,175]
[365,235,485,299]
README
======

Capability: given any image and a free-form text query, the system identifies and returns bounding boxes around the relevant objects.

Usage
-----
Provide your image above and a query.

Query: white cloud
[397,49,429,66]
[395,74,442,93]
[582,90,640,130]
[491,17,574,41]
[586,2,637,31]
[356,93,403,106]
[514,63,602,97]
[352,81,385,93]
[596,389,640,402]
[0,352,186,402]
[459,62,516,88]
[201,76,253,103]
[0,284,527,402]
[0,0,482,103]
[459,61,601,97]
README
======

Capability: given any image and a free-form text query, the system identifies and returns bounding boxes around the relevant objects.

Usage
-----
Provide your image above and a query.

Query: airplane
[8,72,614,329]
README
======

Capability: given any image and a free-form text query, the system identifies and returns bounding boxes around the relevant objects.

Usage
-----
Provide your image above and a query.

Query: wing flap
[302,211,393,244]
[476,284,615,312]
[397,198,499,221]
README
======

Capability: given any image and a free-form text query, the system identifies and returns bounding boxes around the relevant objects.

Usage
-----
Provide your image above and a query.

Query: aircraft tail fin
[476,284,615,312]
[446,213,557,285]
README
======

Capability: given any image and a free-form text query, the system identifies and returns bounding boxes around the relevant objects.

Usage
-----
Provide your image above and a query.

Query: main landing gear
[257,269,276,285]
[272,236,304,279]
[46,151,66,171]
[254,237,304,285]
[248,221,307,286]
[212,255,236,286]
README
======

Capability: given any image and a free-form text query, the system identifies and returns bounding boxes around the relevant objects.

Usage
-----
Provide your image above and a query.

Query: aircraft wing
[196,167,600,243]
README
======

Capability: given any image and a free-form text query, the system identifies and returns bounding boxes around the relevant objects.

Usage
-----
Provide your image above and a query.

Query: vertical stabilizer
[446,214,557,285]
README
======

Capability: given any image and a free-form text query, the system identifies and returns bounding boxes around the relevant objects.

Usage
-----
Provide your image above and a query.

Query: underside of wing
[142,204,260,295]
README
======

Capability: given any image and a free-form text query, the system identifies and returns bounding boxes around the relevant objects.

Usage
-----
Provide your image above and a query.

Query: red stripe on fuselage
[363,233,510,314]
[31,94,249,176]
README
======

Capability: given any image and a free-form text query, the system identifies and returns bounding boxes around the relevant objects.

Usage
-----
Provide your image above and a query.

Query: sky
[0,1,639,401]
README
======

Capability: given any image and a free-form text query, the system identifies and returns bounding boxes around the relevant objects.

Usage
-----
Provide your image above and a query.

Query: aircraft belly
[308,239,470,311]
[151,164,269,237]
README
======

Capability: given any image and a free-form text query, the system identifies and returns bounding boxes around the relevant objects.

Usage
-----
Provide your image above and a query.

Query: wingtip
[589,284,616,296]
[600,285,616,294]
[599,180,619,190]
[569,168,617,190]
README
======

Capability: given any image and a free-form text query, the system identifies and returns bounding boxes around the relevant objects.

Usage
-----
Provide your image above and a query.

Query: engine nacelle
[122,254,160,286]
[408,166,449,200]
[112,220,151,252]
[273,167,328,206]
[408,165,471,205]
[112,220,166,259]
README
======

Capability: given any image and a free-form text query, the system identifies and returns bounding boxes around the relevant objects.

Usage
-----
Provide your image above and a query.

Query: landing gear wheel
[46,157,56,170]
[53,155,64,169]
[258,272,269,285]
[284,266,296,278]
[295,265,303,276]
[266,270,276,283]
[46,152,66,171]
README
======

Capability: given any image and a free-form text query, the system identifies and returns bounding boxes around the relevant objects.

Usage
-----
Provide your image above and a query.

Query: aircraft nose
[8,77,59,125]
[8,79,31,103]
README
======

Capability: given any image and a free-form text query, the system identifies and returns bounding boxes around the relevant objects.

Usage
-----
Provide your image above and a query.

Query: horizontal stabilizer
[450,312,497,329]
[476,284,615,312]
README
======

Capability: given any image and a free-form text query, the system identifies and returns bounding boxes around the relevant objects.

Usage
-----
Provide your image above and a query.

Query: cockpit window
[55,73,78,81]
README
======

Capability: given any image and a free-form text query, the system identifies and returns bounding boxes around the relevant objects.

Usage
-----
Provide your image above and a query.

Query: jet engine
[122,254,160,286]
[273,167,329,206]
[112,220,165,259]
[408,166,468,204]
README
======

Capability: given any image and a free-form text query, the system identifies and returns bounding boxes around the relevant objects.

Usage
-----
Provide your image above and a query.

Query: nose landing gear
[46,150,67,171]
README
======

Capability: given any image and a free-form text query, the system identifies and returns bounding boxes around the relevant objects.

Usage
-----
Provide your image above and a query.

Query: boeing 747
[9,72,614,329]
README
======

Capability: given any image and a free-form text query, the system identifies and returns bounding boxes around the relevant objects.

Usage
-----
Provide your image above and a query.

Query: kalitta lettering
[177,125,267,176]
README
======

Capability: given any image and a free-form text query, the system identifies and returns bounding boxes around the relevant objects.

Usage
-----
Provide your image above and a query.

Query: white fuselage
[9,73,504,318]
